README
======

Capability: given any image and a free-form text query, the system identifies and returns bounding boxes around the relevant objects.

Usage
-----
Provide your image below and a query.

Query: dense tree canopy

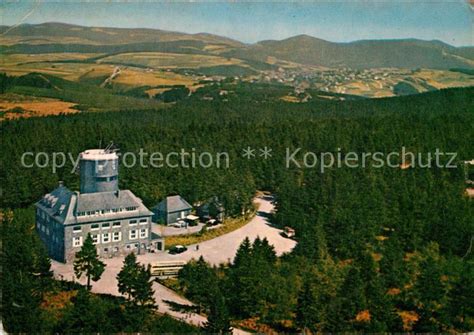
[1,85,473,332]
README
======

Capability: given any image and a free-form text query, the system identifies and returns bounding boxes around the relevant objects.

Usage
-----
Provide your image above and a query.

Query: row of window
[76,206,138,217]
[72,228,148,247]
[38,222,63,244]
[79,243,146,255]
[72,219,148,233]
[95,175,118,182]
[96,160,117,172]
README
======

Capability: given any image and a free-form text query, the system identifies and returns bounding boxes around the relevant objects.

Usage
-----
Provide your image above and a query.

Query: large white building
[35,149,164,263]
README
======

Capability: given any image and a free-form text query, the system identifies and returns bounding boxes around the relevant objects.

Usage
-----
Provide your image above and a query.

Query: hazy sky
[2,1,473,46]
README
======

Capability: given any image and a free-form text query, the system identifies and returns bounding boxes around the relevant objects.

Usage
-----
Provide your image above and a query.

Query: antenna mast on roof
[104,141,119,153]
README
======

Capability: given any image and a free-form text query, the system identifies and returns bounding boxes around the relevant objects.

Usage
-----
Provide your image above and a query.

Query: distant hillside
[225,35,474,69]
[0,22,243,47]
[1,23,473,70]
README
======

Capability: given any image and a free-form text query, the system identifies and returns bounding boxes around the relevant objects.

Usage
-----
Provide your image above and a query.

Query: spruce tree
[73,233,105,290]
[295,275,318,333]
[117,252,156,308]
[203,289,232,334]
[233,236,252,267]
[134,263,156,308]
[117,252,140,301]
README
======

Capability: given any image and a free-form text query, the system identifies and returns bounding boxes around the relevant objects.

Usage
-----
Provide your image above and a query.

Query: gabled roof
[35,185,75,224]
[198,196,225,212]
[153,195,192,214]
[76,190,142,212]
[36,186,152,225]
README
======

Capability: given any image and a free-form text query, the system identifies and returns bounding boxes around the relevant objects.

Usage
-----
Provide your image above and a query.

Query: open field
[333,70,474,97]
[110,68,197,87]
[1,50,472,105]
[414,69,474,88]
[0,53,101,65]
[99,52,245,69]
[0,56,199,89]
[0,61,113,81]
[0,93,79,120]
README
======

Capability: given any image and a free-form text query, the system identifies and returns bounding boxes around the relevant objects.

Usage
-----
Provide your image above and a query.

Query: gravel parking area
[153,222,206,237]
[51,195,295,333]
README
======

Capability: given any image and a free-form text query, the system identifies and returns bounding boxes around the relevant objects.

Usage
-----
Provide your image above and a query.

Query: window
[140,228,148,239]
[102,222,110,229]
[96,162,105,172]
[129,229,137,240]
[129,219,137,226]
[91,234,99,244]
[139,218,148,225]
[73,225,82,233]
[73,236,82,247]
[104,247,109,253]
[102,233,111,244]
[113,231,121,242]
[91,224,99,230]
[113,221,121,228]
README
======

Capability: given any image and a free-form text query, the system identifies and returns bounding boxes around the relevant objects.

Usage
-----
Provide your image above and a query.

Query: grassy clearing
[165,209,258,248]
[112,68,197,87]
[0,93,80,121]
[8,85,162,112]
[100,52,243,69]
[0,53,102,66]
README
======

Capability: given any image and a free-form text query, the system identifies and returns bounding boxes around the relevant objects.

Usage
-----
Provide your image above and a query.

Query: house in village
[152,195,193,225]
[35,149,164,263]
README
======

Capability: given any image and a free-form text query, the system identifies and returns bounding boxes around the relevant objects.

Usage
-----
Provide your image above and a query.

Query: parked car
[283,226,295,238]
[169,220,186,228]
[168,245,188,255]
[206,219,218,226]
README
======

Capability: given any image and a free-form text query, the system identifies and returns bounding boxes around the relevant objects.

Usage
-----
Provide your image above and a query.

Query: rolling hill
[1,23,473,69]
[225,35,474,69]
[0,22,243,47]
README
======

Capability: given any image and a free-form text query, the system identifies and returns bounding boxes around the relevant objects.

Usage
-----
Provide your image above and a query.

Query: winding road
[51,195,296,333]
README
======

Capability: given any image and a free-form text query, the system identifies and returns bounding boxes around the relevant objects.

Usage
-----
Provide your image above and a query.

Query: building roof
[198,196,225,212]
[153,195,192,214]
[36,185,75,224]
[36,185,152,225]
[80,149,118,161]
[76,190,140,212]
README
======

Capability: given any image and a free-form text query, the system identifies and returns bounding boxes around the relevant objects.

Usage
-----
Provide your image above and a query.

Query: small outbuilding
[196,196,225,223]
[153,195,192,225]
